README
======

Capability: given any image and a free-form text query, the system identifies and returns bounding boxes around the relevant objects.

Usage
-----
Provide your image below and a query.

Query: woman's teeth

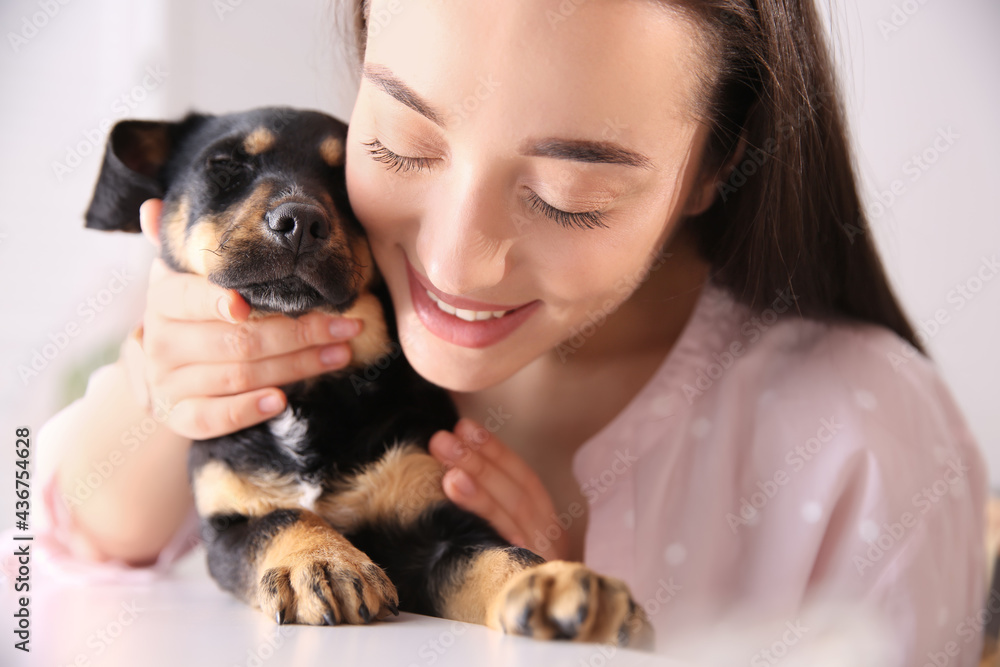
[426,290,509,321]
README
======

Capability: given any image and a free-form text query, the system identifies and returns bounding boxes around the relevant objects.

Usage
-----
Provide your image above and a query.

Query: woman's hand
[428,418,570,562]
[135,199,362,440]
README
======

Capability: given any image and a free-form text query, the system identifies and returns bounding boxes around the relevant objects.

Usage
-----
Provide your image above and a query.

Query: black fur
[203,508,302,600]
[347,505,544,616]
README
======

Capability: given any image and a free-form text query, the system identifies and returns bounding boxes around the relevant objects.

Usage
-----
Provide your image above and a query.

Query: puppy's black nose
[265,203,330,255]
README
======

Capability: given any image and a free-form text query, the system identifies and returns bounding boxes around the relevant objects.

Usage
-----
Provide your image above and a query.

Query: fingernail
[457,418,489,446]
[258,394,284,415]
[449,435,467,460]
[449,469,476,497]
[218,297,236,323]
[329,318,360,338]
[320,344,350,366]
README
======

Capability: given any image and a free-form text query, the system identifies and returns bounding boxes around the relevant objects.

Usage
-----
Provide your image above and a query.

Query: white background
[1,0,997,541]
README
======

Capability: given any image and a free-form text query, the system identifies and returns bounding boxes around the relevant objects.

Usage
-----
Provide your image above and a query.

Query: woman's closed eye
[523,190,608,230]
[363,137,435,174]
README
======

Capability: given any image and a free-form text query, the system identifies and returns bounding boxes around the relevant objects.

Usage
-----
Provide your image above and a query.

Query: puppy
[85,107,652,647]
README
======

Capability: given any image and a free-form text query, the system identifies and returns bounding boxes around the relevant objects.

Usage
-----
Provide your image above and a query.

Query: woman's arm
[51,351,196,566]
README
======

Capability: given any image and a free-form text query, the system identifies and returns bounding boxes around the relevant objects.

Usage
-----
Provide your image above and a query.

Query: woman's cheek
[539,222,665,310]
[346,146,384,224]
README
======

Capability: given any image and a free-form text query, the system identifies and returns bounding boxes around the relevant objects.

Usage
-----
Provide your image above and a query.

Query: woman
[37,0,986,662]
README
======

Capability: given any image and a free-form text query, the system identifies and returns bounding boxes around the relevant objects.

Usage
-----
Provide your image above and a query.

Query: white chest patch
[268,407,325,511]
[297,482,325,512]
[268,406,310,466]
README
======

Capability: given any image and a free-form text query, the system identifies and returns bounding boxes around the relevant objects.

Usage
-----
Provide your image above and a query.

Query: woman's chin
[410,362,495,393]
[395,319,525,393]
[403,343,507,393]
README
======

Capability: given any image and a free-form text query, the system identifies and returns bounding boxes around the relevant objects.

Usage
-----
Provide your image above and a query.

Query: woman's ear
[683,133,749,216]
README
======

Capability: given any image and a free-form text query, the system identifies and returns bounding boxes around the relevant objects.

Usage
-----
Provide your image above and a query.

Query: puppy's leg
[431,539,652,648]
[320,444,652,645]
[481,560,654,648]
[346,501,652,647]
[192,458,398,625]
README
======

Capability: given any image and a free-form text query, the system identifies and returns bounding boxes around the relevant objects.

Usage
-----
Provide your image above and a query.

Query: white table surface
[2,545,684,667]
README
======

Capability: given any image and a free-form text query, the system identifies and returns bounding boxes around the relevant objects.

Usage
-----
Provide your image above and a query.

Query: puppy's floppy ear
[84,114,209,232]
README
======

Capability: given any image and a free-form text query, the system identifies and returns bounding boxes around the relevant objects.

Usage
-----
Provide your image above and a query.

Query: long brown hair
[340,0,924,353]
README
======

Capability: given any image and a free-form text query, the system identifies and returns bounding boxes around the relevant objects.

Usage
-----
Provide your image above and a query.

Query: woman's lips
[405,259,540,349]
[407,259,532,312]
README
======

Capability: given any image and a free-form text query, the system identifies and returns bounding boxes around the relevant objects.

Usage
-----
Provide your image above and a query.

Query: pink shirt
[8,282,988,663]
[573,283,988,663]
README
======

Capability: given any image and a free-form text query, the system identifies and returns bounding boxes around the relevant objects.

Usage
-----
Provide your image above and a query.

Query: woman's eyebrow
[521,139,654,169]
[363,63,653,169]
[363,63,444,127]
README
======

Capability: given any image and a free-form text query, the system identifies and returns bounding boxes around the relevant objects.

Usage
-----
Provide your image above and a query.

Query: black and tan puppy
[84,107,652,646]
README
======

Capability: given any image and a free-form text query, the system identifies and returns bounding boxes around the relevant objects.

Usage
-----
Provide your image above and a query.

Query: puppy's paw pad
[491,561,652,648]
[255,551,398,626]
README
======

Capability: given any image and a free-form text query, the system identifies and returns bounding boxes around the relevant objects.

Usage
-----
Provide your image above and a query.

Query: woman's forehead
[362,0,712,133]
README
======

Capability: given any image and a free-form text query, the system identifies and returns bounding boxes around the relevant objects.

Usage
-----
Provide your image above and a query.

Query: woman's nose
[415,177,515,298]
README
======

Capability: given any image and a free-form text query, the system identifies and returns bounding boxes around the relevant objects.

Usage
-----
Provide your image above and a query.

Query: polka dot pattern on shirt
[854,389,878,411]
[664,543,687,566]
[801,501,823,524]
[859,519,880,542]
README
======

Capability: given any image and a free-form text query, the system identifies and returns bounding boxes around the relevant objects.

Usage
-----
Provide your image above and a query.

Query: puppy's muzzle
[266,202,331,257]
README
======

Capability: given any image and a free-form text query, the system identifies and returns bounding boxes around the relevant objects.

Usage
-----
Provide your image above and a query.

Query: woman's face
[346,0,716,391]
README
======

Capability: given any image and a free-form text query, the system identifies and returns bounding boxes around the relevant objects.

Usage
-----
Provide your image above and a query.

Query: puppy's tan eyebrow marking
[319,135,345,167]
[244,127,276,155]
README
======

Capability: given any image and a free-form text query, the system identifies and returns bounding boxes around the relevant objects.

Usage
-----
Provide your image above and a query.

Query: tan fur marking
[349,232,377,290]
[161,196,191,272]
[244,127,277,155]
[339,291,393,367]
[195,444,445,534]
[192,460,302,517]
[319,135,344,166]
[443,549,530,624]
[312,235,389,366]
[183,182,273,276]
[257,512,357,575]
[186,222,225,276]
[252,510,399,625]
[316,443,446,533]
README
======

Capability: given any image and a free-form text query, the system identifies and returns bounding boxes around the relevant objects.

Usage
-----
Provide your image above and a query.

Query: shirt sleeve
[1,357,201,586]
[780,326,990,667]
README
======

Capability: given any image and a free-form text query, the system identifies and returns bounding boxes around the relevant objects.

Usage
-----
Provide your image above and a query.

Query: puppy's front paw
[255,549,398,626]
[489,561,653,649]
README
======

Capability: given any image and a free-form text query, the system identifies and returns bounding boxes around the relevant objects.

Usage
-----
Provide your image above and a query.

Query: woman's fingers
[438,462,526,548]
[454,418,554,506]
[429,422,567,561]
[147,257,248,323]
[165,389,288,441]
[433,428,541,532]
[153,342,353,402]
[142,310,362,369]
[139,199,163,247]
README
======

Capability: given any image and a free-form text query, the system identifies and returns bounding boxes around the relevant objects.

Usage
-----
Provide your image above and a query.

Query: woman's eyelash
[525,190,608,230]
[363,138,434,173]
